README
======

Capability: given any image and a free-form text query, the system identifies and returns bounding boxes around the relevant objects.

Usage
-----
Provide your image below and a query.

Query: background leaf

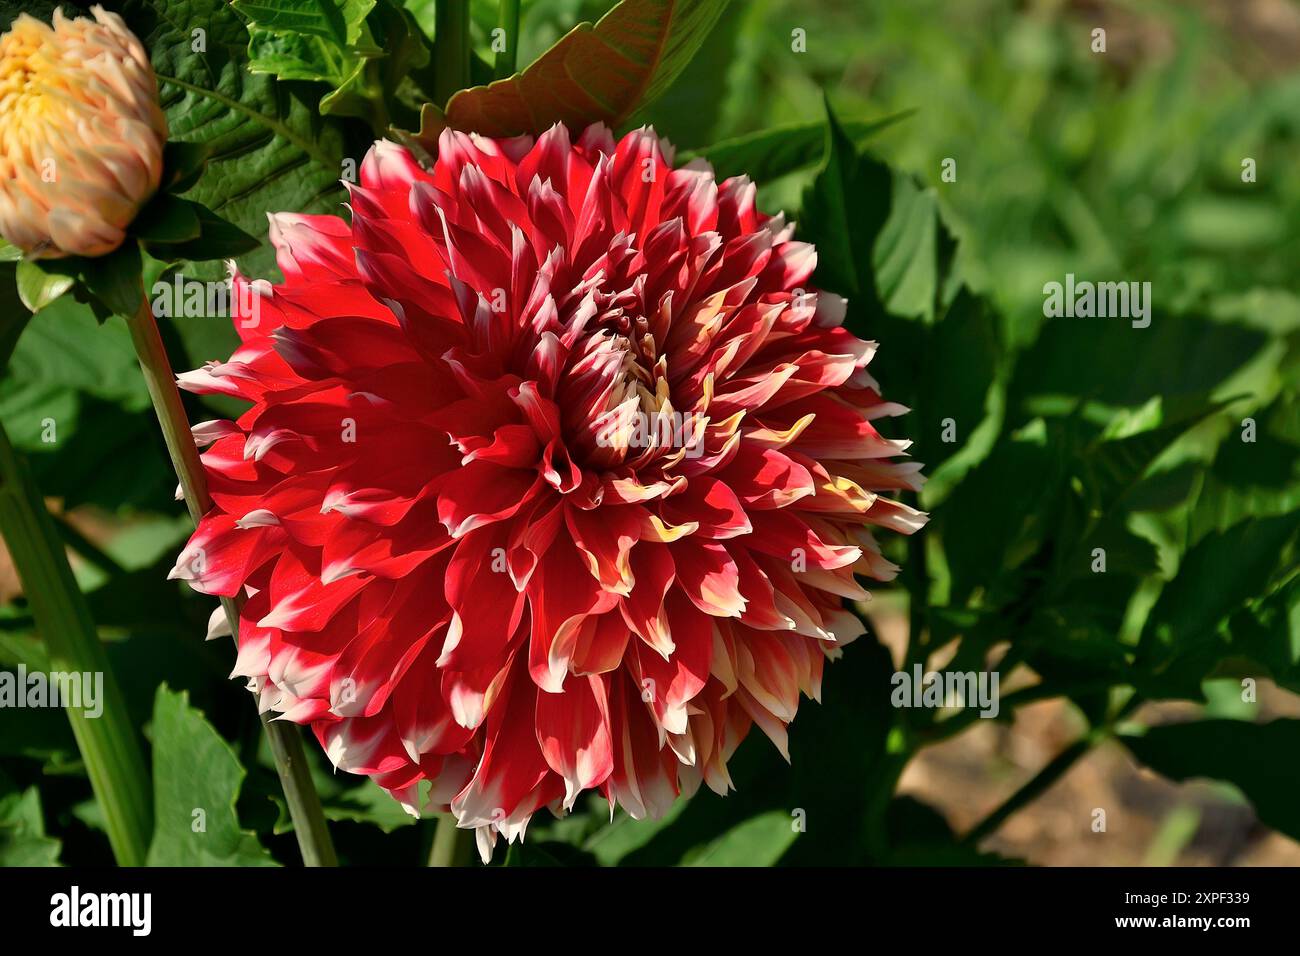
[1123,719,1300,843]
[442,0,729,136]
[0,776,62,866]
[118,0,365,282]
[146,685,278,866]
[678,111,911,184]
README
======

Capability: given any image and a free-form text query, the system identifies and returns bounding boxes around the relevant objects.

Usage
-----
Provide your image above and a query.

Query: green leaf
[1144,513,1300,651]
[937,419,1066,605]
[679,810,799,866]
[1136,513,1300,696]
[1051,397,1225,585]
[159,140,215,195]
[624,0,744,148]
[1009,314,1267,416]
[1123,719,1300,842]
[0,0,55,31]
[0,301,148,417]
[234,0,428,130]
[914,289,1002,487]
[799,97,892,302]
[132,195,203,245]
[579,798,687,866]
[15,259,75,313]
[1225,580,1300,695]
[145,204,260,262]
[875,175,939,322]
[79,241,145,318]
[0,704,76,764]
[22,397,175,511]
[678,112,912,184]
[120,0,359,280]
[234,0,376,42]
[12,242,146,322]
[442,0,730,136]
[320,779,418,834]
[1189,395,1300,540]
[1086,398,1223,510]
[0,782,62,866]
[146,684,279,866]
[502,842,566,867]
[883,796,1021,866]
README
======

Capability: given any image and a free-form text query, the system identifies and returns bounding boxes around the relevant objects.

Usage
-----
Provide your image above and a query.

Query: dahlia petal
[661,477,751,539]
[670,540,747,618]
[536,673,614,809]
[618,544,676,657]
[566,502,640,595]
[442,523,527,671]
[435,460,540,538]
[174,125,924,841]
[630,593,712,736]
[527,537,620,692]
[392,647,475,761]
[205,605,232,641]
[452,660,555,829]
[571,612,632,675]
[267,212,352,281]
[170,514,282,596]
[258,550,368,632]
[608,673,680,820]
[720,443,816,509]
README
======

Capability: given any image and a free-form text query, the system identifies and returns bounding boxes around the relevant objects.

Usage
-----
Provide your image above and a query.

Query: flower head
[175,124,926,860]
[0,6,166,258]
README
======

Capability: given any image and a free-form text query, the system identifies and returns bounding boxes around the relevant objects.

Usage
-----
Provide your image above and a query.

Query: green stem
[903,530,928,672]
[494,0,520,79]
[429,812,474,866]
[434,0,472,106]
[124,294,338,868]
[0,422,151,866]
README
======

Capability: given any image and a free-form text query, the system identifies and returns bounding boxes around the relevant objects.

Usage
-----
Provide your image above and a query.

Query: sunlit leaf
[442,0,729,136]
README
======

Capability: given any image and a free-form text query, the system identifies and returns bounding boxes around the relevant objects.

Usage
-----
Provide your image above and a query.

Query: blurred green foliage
[0,0,1297,866]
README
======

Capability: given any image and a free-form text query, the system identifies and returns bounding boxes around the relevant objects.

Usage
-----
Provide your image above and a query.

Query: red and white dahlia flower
[173,123,926,860]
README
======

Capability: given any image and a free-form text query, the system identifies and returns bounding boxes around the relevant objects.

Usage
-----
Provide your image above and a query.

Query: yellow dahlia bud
[0,5,167,258]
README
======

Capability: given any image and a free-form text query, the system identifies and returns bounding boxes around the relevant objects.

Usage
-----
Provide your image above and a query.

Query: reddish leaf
[442,0,729,137]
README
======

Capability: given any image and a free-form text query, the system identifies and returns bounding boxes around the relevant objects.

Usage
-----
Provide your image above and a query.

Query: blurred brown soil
[871,606,1300,866]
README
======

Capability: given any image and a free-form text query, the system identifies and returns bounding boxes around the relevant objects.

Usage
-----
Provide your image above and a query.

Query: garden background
[0,0,1298,866]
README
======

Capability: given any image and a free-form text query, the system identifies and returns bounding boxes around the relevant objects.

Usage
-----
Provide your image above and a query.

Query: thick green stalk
[434,0,472,106]
[494,0,520,79]
[0,421,152,866]
[429,812,474,866]
[124,295,338,867]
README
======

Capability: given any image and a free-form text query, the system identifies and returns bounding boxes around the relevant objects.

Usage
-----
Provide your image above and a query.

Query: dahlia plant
[172,124,925,859]
[3,0,1294,873]
[0,0,929,867]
